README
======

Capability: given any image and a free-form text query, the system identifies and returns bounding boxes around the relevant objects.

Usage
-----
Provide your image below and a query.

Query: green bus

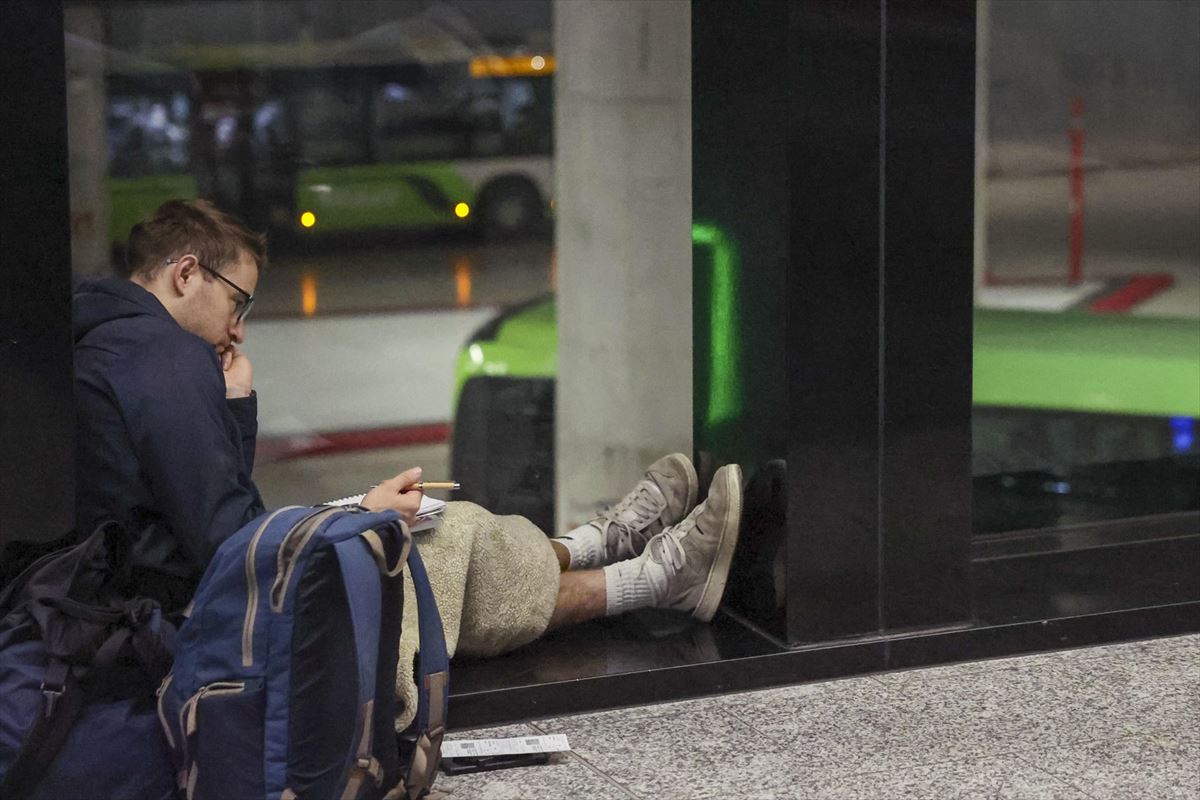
[103,44,555,247]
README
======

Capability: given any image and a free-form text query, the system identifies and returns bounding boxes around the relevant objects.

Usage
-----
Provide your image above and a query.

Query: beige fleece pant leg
[394,501,560,730]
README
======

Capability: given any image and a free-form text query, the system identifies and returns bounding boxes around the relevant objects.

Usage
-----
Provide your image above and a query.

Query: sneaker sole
[690,464,743,622]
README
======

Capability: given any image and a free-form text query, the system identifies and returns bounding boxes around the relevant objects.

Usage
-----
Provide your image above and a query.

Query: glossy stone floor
[431,634,1199,799]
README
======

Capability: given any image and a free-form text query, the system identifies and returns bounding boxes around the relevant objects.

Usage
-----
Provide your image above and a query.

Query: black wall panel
[0,0,75,564]
[695,0,975,644]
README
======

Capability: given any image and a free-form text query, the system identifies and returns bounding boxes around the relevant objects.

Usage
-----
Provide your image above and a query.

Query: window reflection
[974,0,1200,534]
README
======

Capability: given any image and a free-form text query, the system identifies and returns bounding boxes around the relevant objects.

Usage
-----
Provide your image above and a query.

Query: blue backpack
[159,505,448,800]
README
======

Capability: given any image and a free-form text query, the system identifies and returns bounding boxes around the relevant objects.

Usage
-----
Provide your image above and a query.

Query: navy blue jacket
[73,278,265,608]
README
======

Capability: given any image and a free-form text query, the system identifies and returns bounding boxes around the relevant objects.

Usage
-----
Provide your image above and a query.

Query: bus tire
[478,178,543,240]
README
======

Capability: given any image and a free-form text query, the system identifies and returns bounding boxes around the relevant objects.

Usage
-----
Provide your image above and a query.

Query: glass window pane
[65,1,558,515]
[974,0,1200,535]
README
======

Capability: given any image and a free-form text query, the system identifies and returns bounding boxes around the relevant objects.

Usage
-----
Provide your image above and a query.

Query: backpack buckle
[39,682,64,718]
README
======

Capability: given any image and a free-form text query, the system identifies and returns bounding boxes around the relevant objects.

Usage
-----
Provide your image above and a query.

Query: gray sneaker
[593,453,700,564]
[643,463,743,622]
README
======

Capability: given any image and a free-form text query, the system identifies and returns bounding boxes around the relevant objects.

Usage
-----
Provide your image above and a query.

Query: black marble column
[877,0,975,632]
[694,0,975,644]
[786,0,890,643]
[0,0,75,566]
[692,0,791,637]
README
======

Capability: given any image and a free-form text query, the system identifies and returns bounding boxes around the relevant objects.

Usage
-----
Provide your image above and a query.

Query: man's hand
[222,345,254,399]
[362,467,424,526]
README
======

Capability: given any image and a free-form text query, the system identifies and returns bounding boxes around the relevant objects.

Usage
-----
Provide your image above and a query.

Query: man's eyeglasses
[165,257,255,322]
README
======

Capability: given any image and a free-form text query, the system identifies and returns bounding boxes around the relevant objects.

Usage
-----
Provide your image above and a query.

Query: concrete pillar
[64,5,112,277]
[554,0,692,530]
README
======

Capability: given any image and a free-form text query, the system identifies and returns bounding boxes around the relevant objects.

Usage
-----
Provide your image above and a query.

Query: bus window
[250,98,297,230]
[107,91,191,178]
[253,100,289,153]
[295,82,367,166]
[371,77,471,163]
[467,75,552,157]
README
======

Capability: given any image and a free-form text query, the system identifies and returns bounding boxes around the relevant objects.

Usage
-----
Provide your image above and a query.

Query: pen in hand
[411,481,460,491]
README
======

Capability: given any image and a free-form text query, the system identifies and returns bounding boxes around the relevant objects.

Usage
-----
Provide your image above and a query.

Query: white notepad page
[324,492,446,533]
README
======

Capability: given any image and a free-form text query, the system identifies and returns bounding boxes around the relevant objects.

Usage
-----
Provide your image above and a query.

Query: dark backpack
[159,505,448,800]
[0,521,178,800]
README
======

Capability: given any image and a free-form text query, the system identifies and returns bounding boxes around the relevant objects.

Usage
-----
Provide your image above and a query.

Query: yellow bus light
[454,202,470,219]
[470,54,556,78]
[300,211,316,228]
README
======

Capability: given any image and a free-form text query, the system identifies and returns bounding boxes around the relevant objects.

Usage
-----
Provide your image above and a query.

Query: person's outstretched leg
[550,453,699,571]
[547,463,743,628]
[546,570,607,628]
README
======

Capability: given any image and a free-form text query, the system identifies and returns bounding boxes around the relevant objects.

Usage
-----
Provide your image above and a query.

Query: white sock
[602,554,663,616]
[553,522,606,570]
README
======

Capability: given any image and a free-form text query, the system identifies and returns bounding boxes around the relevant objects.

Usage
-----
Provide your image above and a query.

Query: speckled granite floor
[431,634,1199,799]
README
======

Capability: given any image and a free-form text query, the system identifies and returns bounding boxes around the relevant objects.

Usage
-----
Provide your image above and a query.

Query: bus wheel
[479,179,543,239]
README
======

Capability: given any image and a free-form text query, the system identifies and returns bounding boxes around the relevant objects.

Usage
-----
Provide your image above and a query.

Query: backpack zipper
[242,506,302,667]
[176,681,247,798]
[270,507,340,612]
[181,681,247,736]
[156,673,176,749]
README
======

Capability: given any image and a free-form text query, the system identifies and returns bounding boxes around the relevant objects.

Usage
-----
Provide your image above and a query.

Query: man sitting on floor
[74,198,743,731]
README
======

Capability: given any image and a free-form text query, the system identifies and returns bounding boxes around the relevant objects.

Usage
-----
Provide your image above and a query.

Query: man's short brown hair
[124,199,267,279]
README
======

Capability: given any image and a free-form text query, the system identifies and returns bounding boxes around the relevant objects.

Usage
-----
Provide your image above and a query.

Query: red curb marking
[1089,273,1175,314]
[258,422,450,463]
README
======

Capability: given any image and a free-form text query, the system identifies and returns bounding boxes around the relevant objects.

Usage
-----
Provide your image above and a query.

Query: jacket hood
[73,277,176,343]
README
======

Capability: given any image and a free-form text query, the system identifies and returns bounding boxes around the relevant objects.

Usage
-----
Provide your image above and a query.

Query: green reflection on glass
[692,222,740,427]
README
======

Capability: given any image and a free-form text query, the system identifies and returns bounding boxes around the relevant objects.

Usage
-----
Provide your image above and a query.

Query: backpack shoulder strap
[0,654,85,800]
[343,522,448,800]
[402,542,448,800]
[333,524,389,798]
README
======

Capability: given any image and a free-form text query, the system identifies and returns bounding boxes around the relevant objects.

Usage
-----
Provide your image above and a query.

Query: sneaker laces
[648,516,694,574]
[598,479,666,556]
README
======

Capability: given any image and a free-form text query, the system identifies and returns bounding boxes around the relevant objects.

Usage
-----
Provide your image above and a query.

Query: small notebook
[325,492,446,533]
